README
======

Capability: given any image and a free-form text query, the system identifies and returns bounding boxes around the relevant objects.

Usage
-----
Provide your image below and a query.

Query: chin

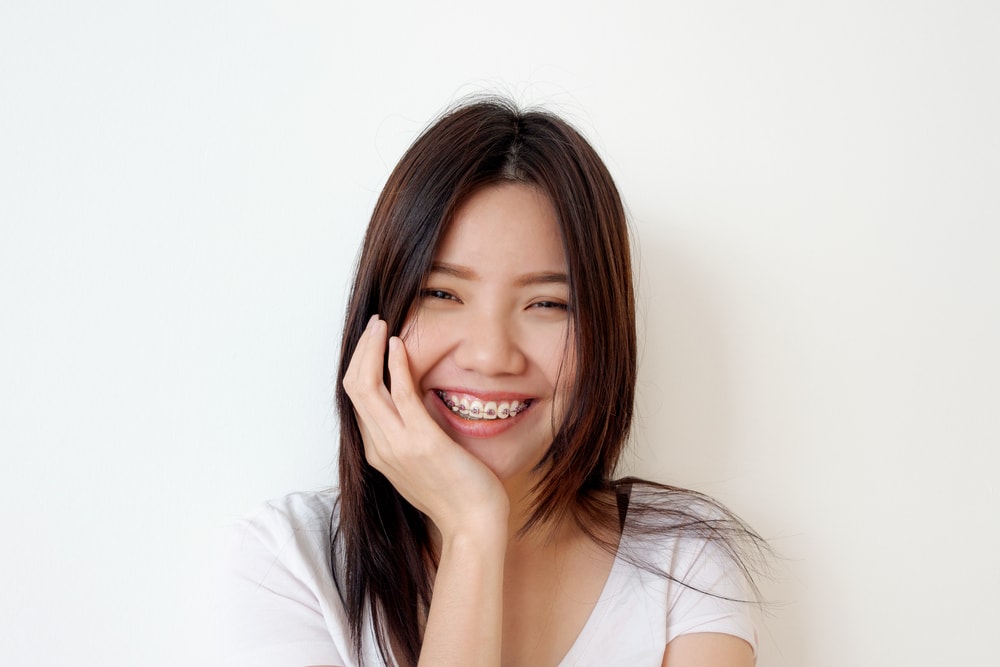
[457,437,543,483]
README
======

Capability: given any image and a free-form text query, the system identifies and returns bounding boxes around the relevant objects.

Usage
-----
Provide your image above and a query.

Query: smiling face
[401,182,574,493]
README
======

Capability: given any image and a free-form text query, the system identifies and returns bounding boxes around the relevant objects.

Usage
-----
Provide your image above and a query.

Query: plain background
[2,1,998,665]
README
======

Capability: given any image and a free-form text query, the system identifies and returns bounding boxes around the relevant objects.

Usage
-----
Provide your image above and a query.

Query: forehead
[433,183,566,275]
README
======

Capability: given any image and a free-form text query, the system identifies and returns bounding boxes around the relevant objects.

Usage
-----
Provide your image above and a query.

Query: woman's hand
[345,315,508,665]
[342,315,510,542]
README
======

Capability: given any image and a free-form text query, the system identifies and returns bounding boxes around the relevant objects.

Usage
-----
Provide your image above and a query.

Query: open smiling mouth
[434,390,534,421]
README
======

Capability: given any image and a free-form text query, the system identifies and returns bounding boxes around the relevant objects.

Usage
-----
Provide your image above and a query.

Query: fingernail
[388,337,400,351]
[366,314,379,330]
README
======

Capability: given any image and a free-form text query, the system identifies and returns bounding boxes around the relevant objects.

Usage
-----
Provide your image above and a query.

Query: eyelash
[531,301,569,311]
[420,289,459,302]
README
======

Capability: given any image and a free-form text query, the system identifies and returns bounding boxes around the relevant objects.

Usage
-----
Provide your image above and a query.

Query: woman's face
[401,183,574,492]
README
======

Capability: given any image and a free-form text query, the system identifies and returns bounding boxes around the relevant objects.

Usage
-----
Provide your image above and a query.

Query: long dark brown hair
[332,97,767,666]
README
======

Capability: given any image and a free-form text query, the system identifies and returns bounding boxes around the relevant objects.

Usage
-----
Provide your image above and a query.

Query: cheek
[551,330,577,409]
[541,323,574,377]
[553,356,575,402]
[399,314,443,391]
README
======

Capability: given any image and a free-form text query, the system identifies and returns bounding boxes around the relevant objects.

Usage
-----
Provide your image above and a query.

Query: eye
[420,288,460,302]
[530,300,569,311]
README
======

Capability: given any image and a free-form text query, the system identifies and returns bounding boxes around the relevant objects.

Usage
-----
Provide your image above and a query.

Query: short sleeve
[219,494,348,667]
[663,535,758,653]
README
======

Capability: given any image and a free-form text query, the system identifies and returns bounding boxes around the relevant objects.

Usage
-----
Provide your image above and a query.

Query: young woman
[222,98,767,667]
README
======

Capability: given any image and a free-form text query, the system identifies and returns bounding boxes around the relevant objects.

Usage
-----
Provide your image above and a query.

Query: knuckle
[344,378,371,401]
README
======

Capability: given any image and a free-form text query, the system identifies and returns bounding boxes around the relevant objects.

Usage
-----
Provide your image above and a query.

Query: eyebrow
[429,262,568,287]
[515,271,569,288]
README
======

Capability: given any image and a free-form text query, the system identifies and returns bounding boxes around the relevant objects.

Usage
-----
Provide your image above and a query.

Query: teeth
[435,391,531,421]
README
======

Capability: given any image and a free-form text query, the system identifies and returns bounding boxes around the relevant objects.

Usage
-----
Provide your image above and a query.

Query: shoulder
[230,489,339,545]
[224,489,340,584]
[618,481,756,561]
[219,489,351,667]
[621,480,732,524]
[616,481,761,653]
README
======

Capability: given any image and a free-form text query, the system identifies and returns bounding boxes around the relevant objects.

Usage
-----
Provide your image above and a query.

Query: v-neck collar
[555,485,634,665]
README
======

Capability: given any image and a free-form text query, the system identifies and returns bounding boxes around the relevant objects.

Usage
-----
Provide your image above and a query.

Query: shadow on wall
[626,224,740,484]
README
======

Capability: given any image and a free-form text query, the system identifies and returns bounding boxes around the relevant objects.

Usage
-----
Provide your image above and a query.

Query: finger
[387,336,430,423]
[345,316,387,396]
[345,317,401,425]
[343,315,379,389]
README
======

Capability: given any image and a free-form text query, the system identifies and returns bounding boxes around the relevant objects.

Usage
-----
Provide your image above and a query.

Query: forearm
[418,529,507,667]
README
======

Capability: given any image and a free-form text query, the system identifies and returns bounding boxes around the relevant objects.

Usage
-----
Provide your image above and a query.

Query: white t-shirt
[220,490,756,667]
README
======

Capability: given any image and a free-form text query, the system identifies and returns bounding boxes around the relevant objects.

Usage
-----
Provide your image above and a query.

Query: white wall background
[2,1,997,665]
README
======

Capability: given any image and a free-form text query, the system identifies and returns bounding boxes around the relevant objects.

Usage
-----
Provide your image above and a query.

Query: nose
[452,312,527,377]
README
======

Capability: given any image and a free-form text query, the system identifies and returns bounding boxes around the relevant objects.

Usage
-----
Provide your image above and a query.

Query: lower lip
[430,394,533,439]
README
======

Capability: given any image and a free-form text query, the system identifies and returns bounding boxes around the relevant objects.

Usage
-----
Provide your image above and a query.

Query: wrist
[433,510,509,560]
